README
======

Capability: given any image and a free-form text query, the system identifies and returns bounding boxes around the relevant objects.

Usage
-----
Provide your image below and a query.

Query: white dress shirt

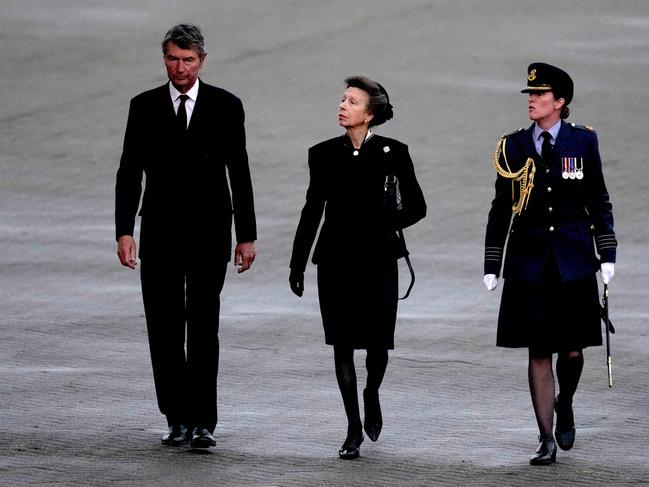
[169,80,199,129]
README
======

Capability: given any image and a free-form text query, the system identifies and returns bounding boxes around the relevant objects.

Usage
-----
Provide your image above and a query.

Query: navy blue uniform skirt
[317,257,398,350]
[497,258,602,353]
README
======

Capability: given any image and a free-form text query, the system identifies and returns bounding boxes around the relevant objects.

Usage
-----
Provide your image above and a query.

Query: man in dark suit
[115,24,256,448]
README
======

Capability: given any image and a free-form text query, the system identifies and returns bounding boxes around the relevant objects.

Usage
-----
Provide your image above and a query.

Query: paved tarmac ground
[2,1,649,485]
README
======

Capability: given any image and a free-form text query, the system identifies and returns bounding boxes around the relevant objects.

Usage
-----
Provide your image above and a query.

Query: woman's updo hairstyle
[344,76,394,127]
[560,105,570,120]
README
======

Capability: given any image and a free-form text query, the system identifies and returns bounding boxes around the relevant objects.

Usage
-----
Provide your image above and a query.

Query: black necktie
[177,94,189,131]
[541,131,553,161]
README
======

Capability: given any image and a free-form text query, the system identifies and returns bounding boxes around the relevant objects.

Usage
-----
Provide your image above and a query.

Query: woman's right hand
[289,269,304,297]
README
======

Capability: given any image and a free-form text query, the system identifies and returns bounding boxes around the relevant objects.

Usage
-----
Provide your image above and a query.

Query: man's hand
[483,274,498,291]
[289,269,304,297]
[117,235,137,269]
[234,241,256,273]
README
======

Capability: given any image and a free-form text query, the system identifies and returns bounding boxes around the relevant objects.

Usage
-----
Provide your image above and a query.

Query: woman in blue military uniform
[483,63,617,465]
[289,76,426,459]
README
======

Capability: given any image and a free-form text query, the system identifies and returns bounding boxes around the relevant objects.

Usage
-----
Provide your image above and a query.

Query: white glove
[483,274,498,291]
[600,262,615,284]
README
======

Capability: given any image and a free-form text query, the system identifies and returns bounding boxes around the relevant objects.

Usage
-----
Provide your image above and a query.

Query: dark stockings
[556,350,584,407]
[528,353,555,439]
[333,346,389,437]
[365,348,389,392]
[334,346,361,437]
[528,350,583,438]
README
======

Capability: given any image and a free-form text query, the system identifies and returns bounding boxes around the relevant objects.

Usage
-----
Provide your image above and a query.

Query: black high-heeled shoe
[363,388,383,442]
[554,394,576,451]
[529,436,557,466]
[338,433,363,460]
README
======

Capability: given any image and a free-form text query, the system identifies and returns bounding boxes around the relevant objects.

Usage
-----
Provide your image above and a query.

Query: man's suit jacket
[484,121,616,282]
[115,80,256,260]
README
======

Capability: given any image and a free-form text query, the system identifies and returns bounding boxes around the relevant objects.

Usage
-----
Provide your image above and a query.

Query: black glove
[289,268,304,297]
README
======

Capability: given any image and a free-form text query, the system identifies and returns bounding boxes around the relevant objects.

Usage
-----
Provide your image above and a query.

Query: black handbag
[384,175,415,300]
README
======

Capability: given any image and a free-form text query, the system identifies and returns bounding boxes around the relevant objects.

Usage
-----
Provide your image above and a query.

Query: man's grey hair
[161,24,206,57]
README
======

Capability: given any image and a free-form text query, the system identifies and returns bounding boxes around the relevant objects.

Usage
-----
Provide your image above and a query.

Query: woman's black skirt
[497,258,602,353]
[317,257,398,349]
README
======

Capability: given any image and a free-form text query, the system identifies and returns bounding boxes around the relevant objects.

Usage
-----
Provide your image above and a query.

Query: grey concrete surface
[2,1,648,485]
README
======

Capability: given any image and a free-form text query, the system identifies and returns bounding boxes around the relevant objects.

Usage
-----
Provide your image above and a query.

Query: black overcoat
[291,134,426,271]
[290,133,426,348]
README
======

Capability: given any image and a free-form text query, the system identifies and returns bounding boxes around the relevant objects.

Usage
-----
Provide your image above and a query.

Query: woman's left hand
[289,269,304,297]
[600,263,615,284]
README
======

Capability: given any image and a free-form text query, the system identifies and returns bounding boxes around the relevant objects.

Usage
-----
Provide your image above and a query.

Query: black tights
[528,350,584,438]
[333,346,388,436]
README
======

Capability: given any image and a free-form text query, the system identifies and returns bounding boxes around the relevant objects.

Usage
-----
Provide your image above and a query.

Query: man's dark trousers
[141,256,227,433]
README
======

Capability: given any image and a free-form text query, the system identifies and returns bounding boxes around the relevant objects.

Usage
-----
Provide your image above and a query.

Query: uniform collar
[533,119,561,143]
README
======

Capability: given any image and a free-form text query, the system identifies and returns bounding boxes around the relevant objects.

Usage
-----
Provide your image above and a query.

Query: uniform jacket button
[548,207,553,212]
[549,226,555,232]
[547,186,552,192]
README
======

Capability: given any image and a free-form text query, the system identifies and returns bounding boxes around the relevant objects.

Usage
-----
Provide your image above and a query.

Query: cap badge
[528,69,537,82]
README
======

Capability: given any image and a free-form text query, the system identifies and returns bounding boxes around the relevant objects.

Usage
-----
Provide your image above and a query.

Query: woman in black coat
[289,76,426,459]
[484,63,617,465]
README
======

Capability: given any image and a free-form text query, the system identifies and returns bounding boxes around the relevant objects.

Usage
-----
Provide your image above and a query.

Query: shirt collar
[169,79,200,102]
[342,129,375,149]
[534,119,561,143]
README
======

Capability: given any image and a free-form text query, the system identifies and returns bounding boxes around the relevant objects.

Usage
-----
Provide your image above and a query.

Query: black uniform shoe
[529,436,557,466]
[190,427,216,448]
[363,388,383,442]
[161,425,189,445]
[338,433,363,460]
[554,394,576,451]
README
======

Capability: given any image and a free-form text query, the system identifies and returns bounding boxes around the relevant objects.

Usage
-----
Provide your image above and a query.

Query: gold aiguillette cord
[492,137,536,215]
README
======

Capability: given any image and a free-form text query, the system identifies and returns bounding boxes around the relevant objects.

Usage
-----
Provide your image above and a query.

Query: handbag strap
[398,229,415,300]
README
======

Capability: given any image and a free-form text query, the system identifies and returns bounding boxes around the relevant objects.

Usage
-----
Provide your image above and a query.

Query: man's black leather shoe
[554,394,576,450]
[190,427,216,448]
[338,433,363,460]
[161,425,188,445]
[529,436,557,465]
[363,388,383,442]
